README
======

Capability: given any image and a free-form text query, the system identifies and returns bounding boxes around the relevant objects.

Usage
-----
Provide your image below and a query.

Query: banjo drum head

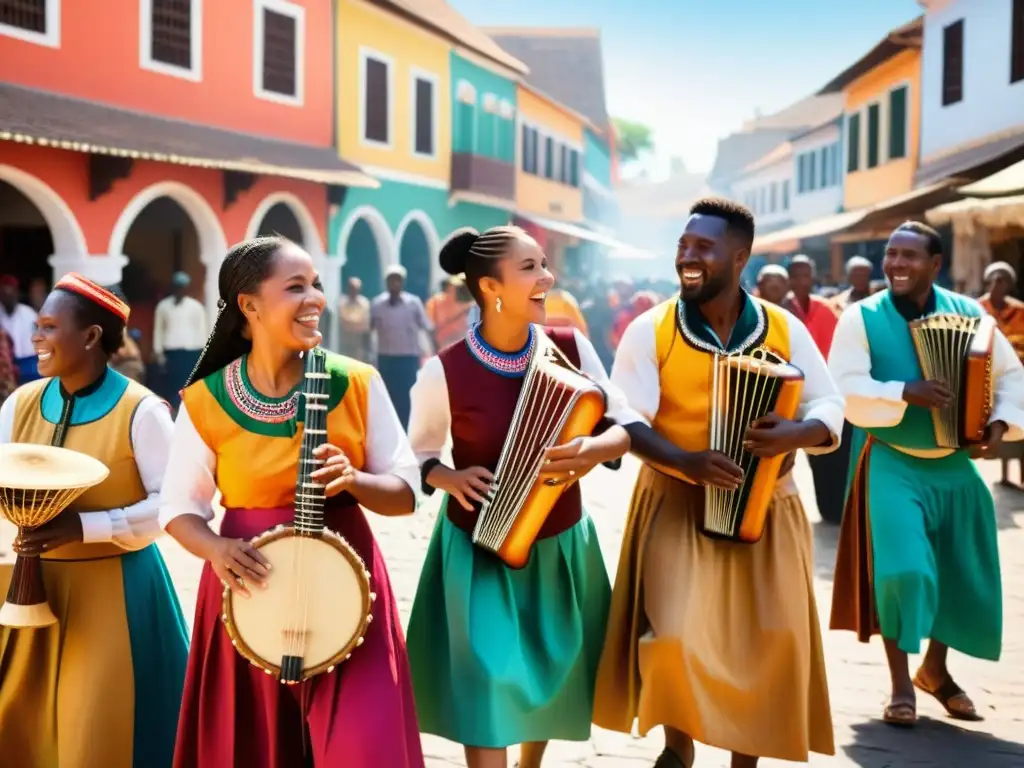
[227,530,371,677]
[0,444,109,490]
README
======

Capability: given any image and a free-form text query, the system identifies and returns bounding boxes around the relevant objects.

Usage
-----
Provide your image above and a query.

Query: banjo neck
[294,347,330,536]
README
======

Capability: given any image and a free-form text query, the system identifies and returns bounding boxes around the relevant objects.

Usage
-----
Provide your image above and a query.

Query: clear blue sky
[451,0,922,175]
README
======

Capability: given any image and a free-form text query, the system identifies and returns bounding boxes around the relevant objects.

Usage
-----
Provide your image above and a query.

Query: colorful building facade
[330,0,526,300]
[0,0,374,346]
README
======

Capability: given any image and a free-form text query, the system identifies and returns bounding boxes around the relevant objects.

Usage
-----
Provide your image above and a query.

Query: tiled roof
[483,27,610,132]
[0,82,377,187]
[371,0,528,75]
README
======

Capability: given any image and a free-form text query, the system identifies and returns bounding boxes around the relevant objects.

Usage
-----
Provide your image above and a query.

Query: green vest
[860,286,982,450]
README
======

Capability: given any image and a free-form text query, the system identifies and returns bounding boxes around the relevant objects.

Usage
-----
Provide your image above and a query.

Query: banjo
[222,348,375,683]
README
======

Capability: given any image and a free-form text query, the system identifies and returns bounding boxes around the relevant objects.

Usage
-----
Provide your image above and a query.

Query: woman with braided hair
[160,236,424,767]
[405,226,636,768]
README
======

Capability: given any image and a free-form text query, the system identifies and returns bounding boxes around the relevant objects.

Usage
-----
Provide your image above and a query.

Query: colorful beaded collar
[224,356,300,423]
[465,323,536,377]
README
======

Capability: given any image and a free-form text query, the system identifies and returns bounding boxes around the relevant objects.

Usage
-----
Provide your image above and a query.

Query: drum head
[0,444,109,491]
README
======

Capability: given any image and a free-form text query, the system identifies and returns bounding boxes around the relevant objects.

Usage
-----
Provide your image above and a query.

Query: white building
[789,115,845,224]
[918,0,1024,185]
[731,142,794,234]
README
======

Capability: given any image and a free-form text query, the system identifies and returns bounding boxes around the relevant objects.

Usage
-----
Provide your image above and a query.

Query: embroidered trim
[675,297,767,355]
[224,357,299,423]
[465,323,536,377]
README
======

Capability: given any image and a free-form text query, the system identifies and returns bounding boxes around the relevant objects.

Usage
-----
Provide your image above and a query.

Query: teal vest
[860,286,982,450]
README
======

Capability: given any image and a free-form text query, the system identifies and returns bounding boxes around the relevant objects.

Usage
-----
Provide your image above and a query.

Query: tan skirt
[593,466,834,762]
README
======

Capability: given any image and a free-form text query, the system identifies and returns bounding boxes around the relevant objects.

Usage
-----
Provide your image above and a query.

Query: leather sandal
[882,699,917,727]
[913,672,984,721]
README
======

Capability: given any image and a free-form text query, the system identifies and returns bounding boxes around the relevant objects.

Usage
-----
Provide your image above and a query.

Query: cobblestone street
[4,454,1023,767]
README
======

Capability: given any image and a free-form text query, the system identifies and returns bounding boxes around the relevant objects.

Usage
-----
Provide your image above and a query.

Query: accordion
[471,332,606,568]
[653,347,804,543]
[909,313,996,449]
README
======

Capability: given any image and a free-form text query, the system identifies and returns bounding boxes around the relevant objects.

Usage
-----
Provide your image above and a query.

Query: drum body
[222,524,373,682]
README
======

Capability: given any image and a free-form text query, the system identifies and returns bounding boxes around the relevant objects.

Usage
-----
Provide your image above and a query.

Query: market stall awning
[751,209,870,254]
[957,158,1024,198]
[835,181,961,239]
[516,212,656,259]
[926,194,1024,227]
[0,82,379,188]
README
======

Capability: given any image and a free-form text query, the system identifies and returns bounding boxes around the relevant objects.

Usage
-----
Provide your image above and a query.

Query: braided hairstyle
[438,225,530,305]
[185,236,290,387]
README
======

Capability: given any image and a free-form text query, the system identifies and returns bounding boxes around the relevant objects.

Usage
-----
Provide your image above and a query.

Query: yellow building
[821,17,923,210]
[514,82,587,223]
[335,0,452,186]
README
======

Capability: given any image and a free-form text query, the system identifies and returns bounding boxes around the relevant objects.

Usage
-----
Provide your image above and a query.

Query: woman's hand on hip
[311,443,358,496]
[429,465,494,511]
[207,536,271,599]
[13,513,83,556]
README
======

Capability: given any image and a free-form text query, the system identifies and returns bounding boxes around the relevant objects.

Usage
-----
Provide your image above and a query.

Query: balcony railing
[451,152,515,202]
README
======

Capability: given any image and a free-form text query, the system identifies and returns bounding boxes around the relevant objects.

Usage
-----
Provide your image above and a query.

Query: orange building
[0,0,376,352]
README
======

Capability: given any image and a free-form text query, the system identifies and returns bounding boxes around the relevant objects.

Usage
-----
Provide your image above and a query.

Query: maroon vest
[440,326,583,540]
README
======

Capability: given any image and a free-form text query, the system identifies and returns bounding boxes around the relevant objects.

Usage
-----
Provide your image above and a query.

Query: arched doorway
[341,219,383,298]
[0,180,57,310]
[398,221,430,300]
[255,202,304,242]
[396,211,438,301]
[119,196,205,365]
[0,165,87,310]
[338,206,391,300]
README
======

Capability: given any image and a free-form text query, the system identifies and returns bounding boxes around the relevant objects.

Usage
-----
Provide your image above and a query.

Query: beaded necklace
[465,322,536,378]
[224,356,300,423]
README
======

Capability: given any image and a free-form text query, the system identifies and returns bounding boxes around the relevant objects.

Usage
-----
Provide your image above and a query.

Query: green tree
[612,117,654,163]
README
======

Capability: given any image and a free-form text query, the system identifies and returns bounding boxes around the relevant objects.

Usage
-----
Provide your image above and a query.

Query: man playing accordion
[829,221,1024,727]
[593,197,843,767]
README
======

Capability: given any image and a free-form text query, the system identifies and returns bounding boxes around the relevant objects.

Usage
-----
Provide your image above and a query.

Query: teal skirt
[406,507,611,748]
[866,441,1002,660]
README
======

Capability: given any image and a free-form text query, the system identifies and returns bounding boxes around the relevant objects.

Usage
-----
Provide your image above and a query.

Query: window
[819,146,827,187]
[833,141,842,182]
[544,136,554,179]
[254,0,304,105]
[454,81,475,154]
[942,19,964,106]
[769,182,778,213]
[559,144,570,184]
[1013,0,1024,83]
[411,71,436,158]
[569,149,579,187]
[360,50,391,146]
[847,113,861,172]
[140,0,201,80]
[782,180,790,210]
[0,0,60,46]
[808,152,816,191]
[866,103,880,168]
[889,86,908,160]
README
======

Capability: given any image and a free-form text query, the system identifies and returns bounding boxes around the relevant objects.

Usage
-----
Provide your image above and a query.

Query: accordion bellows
[909,313,996,449]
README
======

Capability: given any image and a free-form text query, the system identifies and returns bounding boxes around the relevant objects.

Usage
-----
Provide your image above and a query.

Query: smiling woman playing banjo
[160,236,424,768]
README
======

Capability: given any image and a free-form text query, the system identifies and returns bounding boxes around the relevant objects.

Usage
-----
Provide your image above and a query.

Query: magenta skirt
[172,505,424,768]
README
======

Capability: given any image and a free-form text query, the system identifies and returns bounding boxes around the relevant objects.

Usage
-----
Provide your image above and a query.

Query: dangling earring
[495,297,502,313]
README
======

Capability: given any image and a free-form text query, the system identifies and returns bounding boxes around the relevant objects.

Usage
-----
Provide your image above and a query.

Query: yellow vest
[182,353,373,509]
[649,297,792,452]
[11,377,154,561]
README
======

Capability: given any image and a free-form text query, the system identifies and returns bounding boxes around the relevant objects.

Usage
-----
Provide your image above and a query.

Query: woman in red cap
[0,273,188,768]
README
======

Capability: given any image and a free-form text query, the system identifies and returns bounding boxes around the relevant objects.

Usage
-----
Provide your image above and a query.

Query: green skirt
[866,441,1002,660]
[406,506,611,748]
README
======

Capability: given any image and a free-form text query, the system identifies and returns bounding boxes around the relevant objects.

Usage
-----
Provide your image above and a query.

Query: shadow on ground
[843,718,1024,767]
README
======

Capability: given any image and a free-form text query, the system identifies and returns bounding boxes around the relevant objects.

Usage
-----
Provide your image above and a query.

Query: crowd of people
[0,196,1021,768]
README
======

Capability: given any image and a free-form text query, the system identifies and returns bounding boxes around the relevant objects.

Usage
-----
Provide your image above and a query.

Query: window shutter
[888,86,908,160]
[364,58,389,143]
[847,113,860,172]
[414,78,433,155]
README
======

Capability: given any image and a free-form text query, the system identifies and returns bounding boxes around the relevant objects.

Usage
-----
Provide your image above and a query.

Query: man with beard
[593,197,842,767]
[829,221,1024,727]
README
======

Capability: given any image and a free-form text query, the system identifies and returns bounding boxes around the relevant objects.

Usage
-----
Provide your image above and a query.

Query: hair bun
[439,228,480,276]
